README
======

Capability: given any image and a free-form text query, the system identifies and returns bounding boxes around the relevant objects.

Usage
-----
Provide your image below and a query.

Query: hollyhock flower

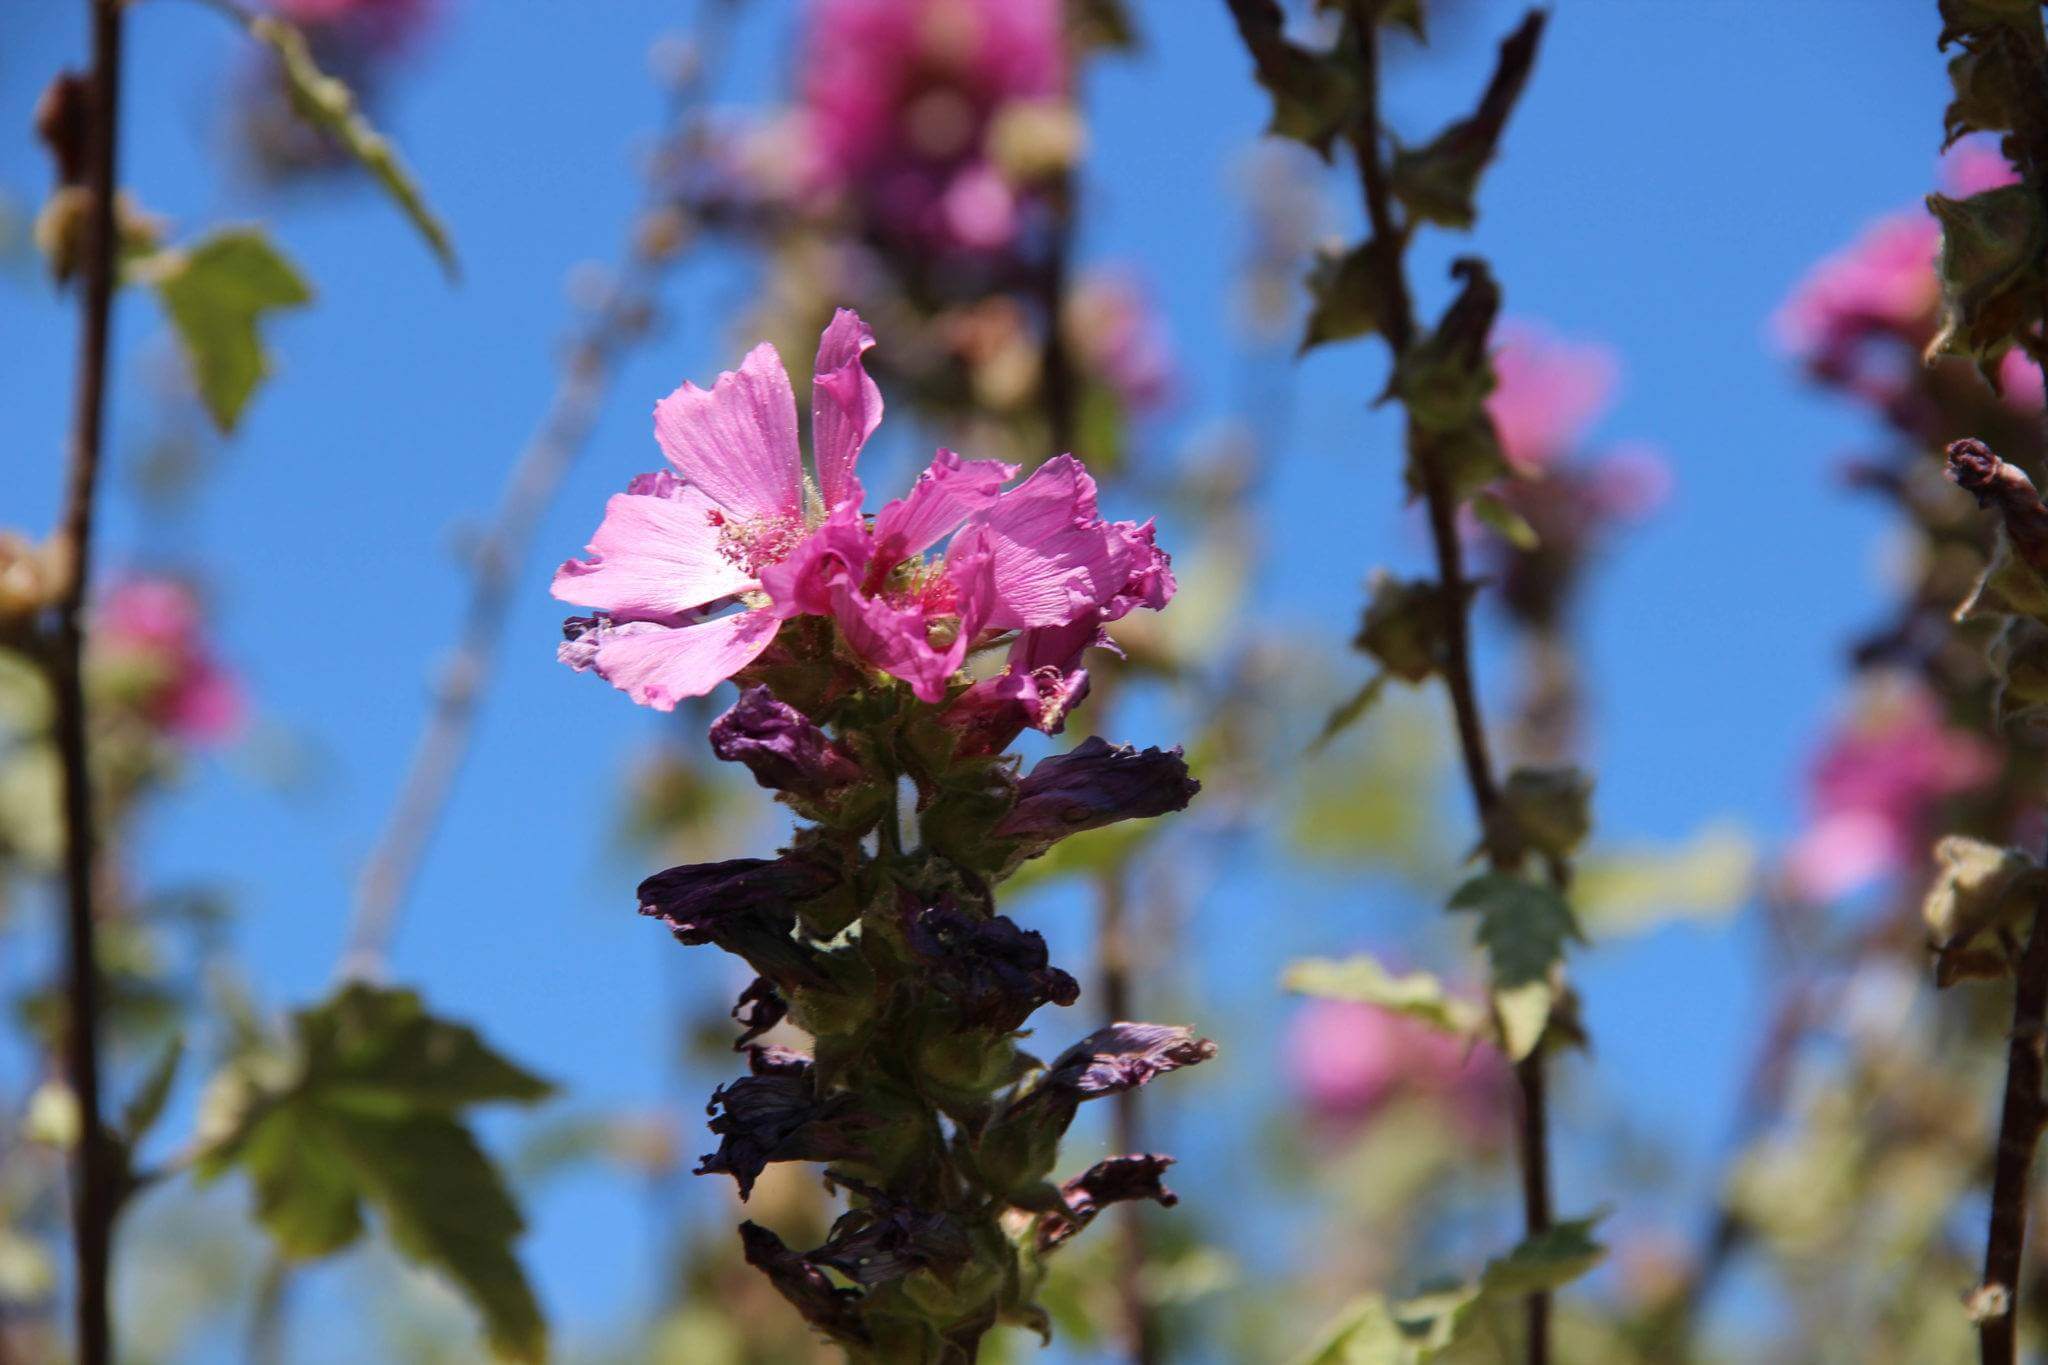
[1034,1154,1178,1252]
[638,855,840,987]
[699,1047,872,1199]
[993,737,1200,847]
[266,0,439,59]
[1784,676,1996,904]
[797,0,1065,252]
[1067,272,1176,416]
[1487,321,1618,477]
[1774,137,2033,408]
[709,686,863,797]
[1287,995,1508,1143]
[555,310,1173,712]
[903,899,1079,1032]
[95,577,242,745]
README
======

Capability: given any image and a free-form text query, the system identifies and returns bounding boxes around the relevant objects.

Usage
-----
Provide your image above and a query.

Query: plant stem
[1980,899,2048,1365]
[50,4,126,1362]
[1345,7,1552,1360]
[1096,866,1159,1365]
[339,1,739,977]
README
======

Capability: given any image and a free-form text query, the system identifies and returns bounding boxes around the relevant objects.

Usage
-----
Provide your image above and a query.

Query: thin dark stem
[50,4,125,1362]
[339,2,739,977]
[1096,868,1159,1365]
[1344,5,1548,1360]
[246,1254,290,1365]
[1980,901,2048,1365]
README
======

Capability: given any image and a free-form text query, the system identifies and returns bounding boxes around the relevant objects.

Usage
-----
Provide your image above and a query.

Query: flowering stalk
[1225,1,1575,1357]
[555,313,1211,1359]
[1345,12,1560,1363]
[1921,1,2048,1355]
[41,5,126,1360]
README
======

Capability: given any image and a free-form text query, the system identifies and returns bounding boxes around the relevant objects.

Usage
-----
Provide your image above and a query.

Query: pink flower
[266,0,438,56]
[798,0,1065,252]
[1287,996,1507,1145]
[554,310,1172,711]
[1773,138,2029,406]
[1068,272,1176,416]
[1487,322,1618,476]
[95,578,242,745]
[1784,677,1996,903]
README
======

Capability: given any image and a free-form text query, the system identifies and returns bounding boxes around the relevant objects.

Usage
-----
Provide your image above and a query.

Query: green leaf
[1310,673,1387,752]
[119,1033,183,1144]
[245,13,457,275]
[196,984,552,1361]
[1573,822,1755,936]
[1448,873,1581,1059]
[1283,956,1484,1037]
[1479,1215,1606,1296]
[150,229,312,433]
[1386,12,1546,229]
[1223,0,1360,158]
[1924,834,2040,986]
[1927,185,2046,384]
[1469,491,1537,550]
[1957,525,2048,623]
[1354,572,1453,684]
[1488,766,1592,861]
[1301,238,1399,353]
[1292,1285,1482,1365]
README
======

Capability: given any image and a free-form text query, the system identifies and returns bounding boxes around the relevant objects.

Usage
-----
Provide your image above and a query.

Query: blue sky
[0,1,1956,1359]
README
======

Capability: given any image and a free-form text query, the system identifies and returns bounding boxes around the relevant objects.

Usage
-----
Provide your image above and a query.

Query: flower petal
[947,455,1133,632]
[653,342,802,521]
[563,610,779,711]
[828,581,965,703]
[873,448,1017,567]
[758,502,872,620]
[550,483,757,616]
[811,308,883,512]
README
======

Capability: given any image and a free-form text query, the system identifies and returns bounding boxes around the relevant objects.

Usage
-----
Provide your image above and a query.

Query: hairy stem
[340,2,738,977]
[49,4,126,1361]
[1345,6,1552,1359]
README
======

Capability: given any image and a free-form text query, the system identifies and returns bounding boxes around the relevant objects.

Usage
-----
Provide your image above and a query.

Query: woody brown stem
[1344,5,1553,1360]
[48,4,125,1361]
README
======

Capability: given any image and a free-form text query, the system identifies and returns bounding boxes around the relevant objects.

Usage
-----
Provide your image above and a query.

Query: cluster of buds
[556,313,1210,1357]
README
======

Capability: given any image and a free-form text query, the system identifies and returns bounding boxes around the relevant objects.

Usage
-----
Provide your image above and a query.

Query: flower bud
[993,737,1199,850]
[709,686,863,799]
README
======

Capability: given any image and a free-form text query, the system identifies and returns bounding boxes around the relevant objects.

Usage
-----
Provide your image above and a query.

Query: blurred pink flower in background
[798,0,1066,252]
[1773,137,2035,409]
[1287,994,1508,1146]
[1784,677,1995,904]
[267,0,440,57]
[1067,271,1176,416]
[96,578,243,745]
[1488,321,1619,477]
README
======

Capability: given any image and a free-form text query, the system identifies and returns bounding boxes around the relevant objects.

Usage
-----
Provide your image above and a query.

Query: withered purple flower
[698,1049,865,1199]
[738,1222,869,1344]
[905,899,1080,1032]
[810,1186,975,1287]
[730,976,788,1051]
[1042,1022,1218,1100]
[994,736,1200,848]
[710,685,863,798]
[637,855,837,987]
[1035,1154,1179,1252]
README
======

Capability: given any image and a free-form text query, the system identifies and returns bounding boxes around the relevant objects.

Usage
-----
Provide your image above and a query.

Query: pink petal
[758,502,873,620]
[811,309,883,512]
[550,483,758,616]
[828,581,965,703]
[947,455,1133,632]
[565,610,780,712]
[652,342,802,522]
[872,448,1017,567]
